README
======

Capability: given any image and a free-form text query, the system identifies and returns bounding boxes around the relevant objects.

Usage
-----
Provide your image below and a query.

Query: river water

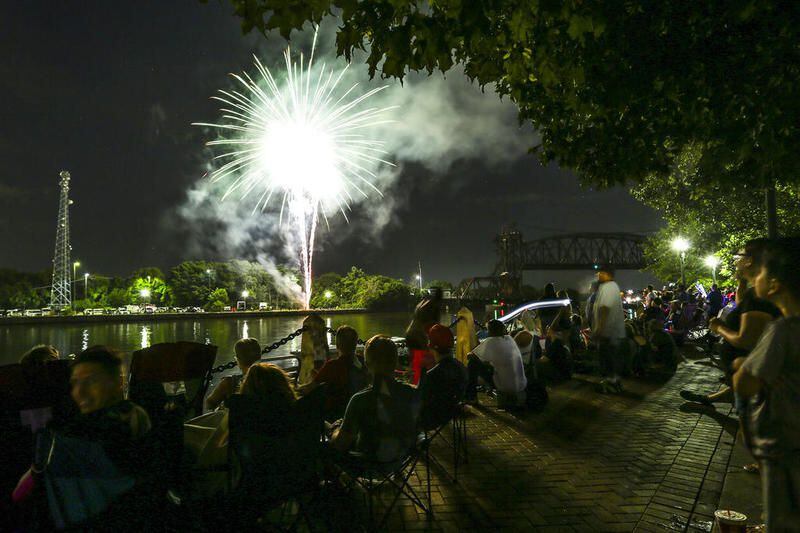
[0,312,422,368]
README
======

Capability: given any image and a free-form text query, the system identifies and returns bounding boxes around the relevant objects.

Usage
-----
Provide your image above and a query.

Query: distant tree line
[0,262,424,312]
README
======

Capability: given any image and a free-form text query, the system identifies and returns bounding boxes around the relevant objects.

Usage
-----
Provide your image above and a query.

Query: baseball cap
[427,324,454,350]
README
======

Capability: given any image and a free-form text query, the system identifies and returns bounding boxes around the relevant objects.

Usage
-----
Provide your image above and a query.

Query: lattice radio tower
[50,171,73,310]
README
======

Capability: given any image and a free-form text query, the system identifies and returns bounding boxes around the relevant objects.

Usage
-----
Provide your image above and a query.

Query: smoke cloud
[176,17,534,301]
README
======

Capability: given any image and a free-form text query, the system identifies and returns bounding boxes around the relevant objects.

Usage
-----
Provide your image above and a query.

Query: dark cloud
[0,1,662,292]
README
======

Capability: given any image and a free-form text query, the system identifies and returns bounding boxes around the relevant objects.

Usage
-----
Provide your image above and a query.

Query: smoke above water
[177,19,535,305]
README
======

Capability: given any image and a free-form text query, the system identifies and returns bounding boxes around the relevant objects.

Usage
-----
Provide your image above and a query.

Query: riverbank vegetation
[0,262,424,312]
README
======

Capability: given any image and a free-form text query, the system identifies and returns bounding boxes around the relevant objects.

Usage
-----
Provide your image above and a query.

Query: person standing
[707,284,724,318]
[405,288,443,385]
[592,266,627,393]
[733,238,800,530]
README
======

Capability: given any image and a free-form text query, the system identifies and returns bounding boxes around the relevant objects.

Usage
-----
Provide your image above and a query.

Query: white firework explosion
[195,33,395,308]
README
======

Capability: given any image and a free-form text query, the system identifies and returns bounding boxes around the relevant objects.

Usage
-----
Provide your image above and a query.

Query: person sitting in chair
[466,320,527,408]
[331,336,420,463]
[299,325,367,419]
[14,347,152,529]
[19,344,60,365]
[205,338,261,410]
[418,325,467,431]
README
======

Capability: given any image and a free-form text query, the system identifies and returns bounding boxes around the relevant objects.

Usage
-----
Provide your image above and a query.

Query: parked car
[7,309,22,317]
[258,302,270,310]
[40,307,53,316]
[24,309,42,317]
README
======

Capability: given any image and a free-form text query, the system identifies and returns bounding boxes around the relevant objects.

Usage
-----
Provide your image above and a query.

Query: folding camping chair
[0,360,74,525]
[127,342,217,497]
[423,402,468,483]
[220,385,327,529]
[334,437,432,530]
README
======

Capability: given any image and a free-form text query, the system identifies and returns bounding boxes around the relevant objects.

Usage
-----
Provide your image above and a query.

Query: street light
[704,255,720,285]
[84,273,89,300]
[324,290,333,300]
[671,237,691,287]
[241,289,249,299]
[205,269,213,291]
[140,288,151,302]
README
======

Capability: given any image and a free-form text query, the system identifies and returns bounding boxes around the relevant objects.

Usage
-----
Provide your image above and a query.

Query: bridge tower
[50,171,73,310]
[497,230,524,296]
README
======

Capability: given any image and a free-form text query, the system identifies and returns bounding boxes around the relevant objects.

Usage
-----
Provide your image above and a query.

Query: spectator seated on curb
[205,338,261,411]
[466,320,527,409]
[647,319,678,372]
[418,324,467,432]
[299,325,368,421]
[538,321,573,382]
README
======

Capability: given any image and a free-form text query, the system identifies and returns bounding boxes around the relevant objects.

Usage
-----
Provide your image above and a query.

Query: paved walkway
[376,350,741,532]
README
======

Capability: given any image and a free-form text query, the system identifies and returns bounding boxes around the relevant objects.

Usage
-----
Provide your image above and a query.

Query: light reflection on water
[81,329,89,352]
[0,312,421,367]
[140,325,151,349]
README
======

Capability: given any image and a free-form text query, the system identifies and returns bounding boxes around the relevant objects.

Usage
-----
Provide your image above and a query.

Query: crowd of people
[4,237,799,530]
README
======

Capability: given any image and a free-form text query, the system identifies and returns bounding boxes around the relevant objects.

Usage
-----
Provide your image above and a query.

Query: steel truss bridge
[457,231,647,300]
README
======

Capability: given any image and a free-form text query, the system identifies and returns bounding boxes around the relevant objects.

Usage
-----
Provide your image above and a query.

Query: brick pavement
[368,351,740,532]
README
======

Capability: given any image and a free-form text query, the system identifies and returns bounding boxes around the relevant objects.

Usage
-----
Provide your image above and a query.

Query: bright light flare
[671,237,690,253]
[195,31,395,308]
[704,255,720,268]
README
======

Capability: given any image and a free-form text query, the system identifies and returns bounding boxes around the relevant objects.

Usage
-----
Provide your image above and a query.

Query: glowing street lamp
[140,288,151,303]
[671,237,691,287]
[324,290,333,300]
[241,290,249,299]
[704,255,720,285]
[84,272,89,300]
[205,268,213,291]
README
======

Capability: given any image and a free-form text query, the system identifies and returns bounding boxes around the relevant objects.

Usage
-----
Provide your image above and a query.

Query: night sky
[0,1,662,291]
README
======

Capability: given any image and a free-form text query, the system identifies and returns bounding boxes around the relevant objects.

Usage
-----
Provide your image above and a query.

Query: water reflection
[140,326,151,349]
[0,312,422,367]
[81,329,89,352]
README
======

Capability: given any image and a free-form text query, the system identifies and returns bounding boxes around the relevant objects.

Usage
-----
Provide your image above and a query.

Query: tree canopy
[223,0,799,190]
[632,144,800,284]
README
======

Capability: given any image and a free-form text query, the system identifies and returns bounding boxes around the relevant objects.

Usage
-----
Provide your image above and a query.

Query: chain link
[210,326,308,374]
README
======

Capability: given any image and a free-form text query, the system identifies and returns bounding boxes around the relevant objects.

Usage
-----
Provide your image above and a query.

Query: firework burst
[195,33,395,308]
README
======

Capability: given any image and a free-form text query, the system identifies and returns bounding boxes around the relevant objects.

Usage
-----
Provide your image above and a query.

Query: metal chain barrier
[210,326,307,374]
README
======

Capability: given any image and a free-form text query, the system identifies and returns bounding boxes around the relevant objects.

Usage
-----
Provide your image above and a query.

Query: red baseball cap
[428,324,454,350]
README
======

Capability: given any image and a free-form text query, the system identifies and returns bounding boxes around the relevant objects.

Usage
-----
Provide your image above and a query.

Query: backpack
[525,367,549,410]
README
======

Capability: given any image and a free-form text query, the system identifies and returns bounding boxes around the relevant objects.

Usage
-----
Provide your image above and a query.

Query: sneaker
[598,380,617,394]
[680,390,712,406]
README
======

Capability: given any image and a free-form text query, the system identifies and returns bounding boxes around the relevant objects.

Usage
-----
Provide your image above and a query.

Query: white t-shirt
[592,280,626,340]
[473,335,528,393]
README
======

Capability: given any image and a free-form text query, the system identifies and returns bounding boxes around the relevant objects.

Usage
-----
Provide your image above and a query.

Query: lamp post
[417,261,423,291]
[140,288,151,308]
[72,261,80,300]
[671,237,691,287]
[704,255,720,285]
[205,269,213,291]
[84,273,89,300]
[241,290,249,310]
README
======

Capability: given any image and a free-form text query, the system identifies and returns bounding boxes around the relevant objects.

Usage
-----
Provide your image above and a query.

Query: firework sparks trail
[195,32,395,308]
